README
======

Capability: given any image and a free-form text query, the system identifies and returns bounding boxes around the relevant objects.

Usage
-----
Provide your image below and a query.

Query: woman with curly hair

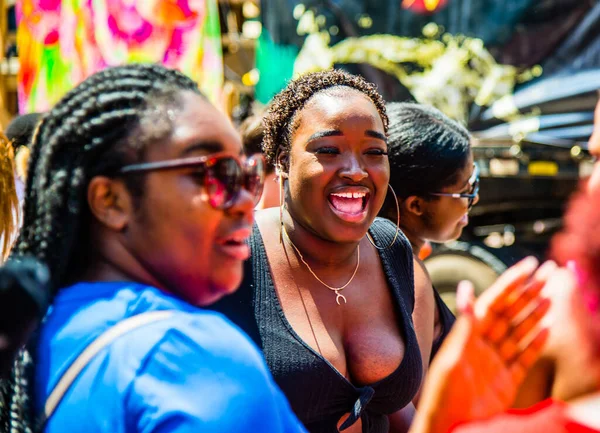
[211,69,436,433]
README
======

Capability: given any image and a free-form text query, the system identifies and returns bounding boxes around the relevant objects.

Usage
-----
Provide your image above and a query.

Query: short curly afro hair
[262,69,388,169]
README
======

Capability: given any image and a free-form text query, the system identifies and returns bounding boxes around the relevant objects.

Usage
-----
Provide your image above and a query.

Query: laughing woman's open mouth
[327,187,371,223]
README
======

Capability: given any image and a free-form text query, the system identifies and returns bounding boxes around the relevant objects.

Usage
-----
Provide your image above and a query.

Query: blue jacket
[36,281,306,433]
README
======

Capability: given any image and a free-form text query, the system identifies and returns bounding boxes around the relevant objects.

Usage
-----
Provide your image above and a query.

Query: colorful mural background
[16,0,223,113]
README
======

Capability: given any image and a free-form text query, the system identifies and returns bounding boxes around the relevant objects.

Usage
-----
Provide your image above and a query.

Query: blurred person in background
[5,113,42,185]
[0,114,49,379]
[514,97,600,410]
[381,102,479,362]
[0,134,19,261]
[0,125,46,380]
[239,105,280,209]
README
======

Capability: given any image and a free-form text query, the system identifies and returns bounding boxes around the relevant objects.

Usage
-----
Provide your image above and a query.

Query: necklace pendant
[335,291,347,305]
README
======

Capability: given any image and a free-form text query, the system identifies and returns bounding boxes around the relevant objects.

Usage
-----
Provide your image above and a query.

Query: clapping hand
[410,257,555,433]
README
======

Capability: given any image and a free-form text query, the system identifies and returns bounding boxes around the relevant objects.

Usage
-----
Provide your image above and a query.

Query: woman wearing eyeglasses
[0,64,306,433]
[380,102,479,362]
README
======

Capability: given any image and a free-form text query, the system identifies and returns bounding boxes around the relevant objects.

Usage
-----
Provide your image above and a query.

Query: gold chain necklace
[282,226,360,305]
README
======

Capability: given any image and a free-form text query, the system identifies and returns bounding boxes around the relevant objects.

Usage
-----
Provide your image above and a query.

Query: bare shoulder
[255,208,282,245]
[255,207,279,228]
[413,256,434,297]
[411,255,436,384]
[412,256,435,330]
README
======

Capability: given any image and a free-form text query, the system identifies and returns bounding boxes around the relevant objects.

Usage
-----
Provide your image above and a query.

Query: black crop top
[210,218,423,433]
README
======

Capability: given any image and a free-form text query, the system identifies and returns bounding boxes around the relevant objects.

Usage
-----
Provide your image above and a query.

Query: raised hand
[410,257,554,433]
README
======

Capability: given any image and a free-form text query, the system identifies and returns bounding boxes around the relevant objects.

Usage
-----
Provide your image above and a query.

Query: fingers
[510,298,551,342]
[495,296,549,362]
[483,291,552,346]
[514,327,549,369]
[457,280,475,317]
[509,327,550,384]
[475,256,539,320]
[468,257,553,392]
[480,288,551,378]
[497,337,520,365]
[479,260,556,340]
[502,261,556,319]
[483,314,511,344]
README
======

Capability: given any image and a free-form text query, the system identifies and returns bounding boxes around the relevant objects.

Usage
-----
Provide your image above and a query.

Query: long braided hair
[0,63,201,433]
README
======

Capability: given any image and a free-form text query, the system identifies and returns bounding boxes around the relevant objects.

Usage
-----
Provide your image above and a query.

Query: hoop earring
[368,184,401,250]
[278,168,285,244]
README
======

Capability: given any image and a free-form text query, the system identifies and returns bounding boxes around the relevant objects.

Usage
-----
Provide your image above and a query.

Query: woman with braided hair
[0,63,305,433]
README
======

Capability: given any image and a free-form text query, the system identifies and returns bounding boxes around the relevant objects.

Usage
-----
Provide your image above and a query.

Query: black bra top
[210,218,423,433]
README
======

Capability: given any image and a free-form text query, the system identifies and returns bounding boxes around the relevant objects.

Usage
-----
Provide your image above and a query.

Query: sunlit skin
[83,91,255,307]
[284,89,389,245]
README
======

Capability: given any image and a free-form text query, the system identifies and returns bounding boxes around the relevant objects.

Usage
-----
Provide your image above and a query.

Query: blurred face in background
[418,154,478,243]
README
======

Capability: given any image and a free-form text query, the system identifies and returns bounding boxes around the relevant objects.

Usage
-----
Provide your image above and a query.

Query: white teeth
[331,191,367,199]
